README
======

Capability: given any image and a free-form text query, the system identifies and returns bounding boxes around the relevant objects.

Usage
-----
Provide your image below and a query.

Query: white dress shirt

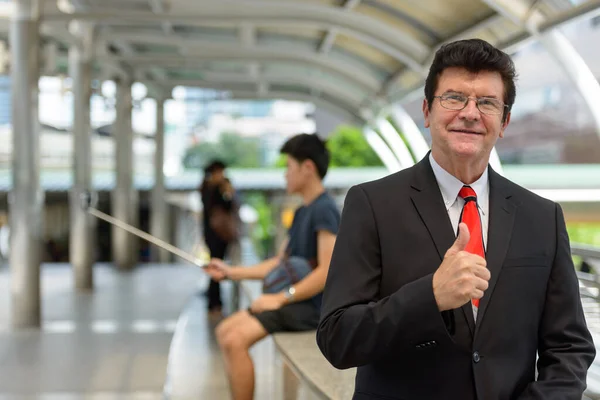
[429,153,489,248]
[429,153,490,320]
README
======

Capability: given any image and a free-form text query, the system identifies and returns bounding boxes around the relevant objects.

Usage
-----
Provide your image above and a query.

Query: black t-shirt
[286,192,341,309]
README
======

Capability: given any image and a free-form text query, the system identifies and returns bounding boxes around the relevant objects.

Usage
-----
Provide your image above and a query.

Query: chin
[285,185,296,194]
[450,143,483,158]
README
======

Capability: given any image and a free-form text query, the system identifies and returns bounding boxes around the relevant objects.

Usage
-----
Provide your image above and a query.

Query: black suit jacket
[316,155,595,400]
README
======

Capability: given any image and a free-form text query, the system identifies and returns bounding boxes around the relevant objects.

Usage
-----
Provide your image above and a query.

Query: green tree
[326,125,383,167]
[567,223,600,247]
[275,125,384,167]
[183,132,263,169]
[245,192,277,258]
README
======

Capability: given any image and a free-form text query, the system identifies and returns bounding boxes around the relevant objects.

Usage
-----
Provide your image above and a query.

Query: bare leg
[216,310,268,400]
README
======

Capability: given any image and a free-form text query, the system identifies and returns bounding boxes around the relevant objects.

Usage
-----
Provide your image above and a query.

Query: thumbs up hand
[432,223,490,311]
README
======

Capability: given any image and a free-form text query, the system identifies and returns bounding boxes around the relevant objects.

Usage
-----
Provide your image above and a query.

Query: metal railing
[573,242,600,300]
[570,243,600,400]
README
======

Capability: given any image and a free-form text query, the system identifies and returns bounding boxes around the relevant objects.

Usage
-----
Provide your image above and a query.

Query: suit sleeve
[316,185,453,369]
[517,203,596,399]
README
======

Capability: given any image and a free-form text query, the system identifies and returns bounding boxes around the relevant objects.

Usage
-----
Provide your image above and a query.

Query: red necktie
[458,186,485,309]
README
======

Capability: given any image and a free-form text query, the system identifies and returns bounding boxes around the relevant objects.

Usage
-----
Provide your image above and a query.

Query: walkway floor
[0,263,206,399]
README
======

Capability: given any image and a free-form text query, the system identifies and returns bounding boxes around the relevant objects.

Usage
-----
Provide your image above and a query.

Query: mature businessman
[317,39,595,399]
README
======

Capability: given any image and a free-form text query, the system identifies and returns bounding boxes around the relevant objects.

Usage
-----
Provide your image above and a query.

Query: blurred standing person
[200,160,237,314]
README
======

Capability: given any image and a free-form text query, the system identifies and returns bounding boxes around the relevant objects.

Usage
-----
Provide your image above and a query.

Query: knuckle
[456,251,468,259]
[459,283,472,297]
[456,275,468,287]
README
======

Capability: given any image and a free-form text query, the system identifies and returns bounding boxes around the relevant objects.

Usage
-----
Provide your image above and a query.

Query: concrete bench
[273,331,356,400]
[273,330,600,400]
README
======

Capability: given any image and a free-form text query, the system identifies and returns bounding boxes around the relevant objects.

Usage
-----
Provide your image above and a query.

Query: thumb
[449,222,470,254]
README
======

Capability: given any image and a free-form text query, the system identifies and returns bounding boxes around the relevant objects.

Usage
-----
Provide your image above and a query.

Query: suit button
[473,351,480,363]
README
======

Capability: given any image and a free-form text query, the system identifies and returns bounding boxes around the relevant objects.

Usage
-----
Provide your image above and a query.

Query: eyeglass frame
[432,93,509,116]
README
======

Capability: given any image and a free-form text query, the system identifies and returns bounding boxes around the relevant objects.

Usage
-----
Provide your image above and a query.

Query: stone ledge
[273,331,356,400]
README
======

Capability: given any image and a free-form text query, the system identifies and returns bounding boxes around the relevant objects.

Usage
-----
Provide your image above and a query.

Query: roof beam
[213,89,364,124]
[149,67,168,82]
[45,1,431,71]
[164,71,365,106]
[105,54,378,98]
[164,79,361,110]
[318,0,361,54]
[96,35,382,93]
[112,39,136,56]
[148,0,173,34]
[106,35,170,97]
[381,13,502,97]
[537,0,600,31]
[479,0,543,29]
[148,0,167,13]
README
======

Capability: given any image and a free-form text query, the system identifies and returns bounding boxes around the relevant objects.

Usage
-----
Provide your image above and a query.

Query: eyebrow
[443,90,500,99]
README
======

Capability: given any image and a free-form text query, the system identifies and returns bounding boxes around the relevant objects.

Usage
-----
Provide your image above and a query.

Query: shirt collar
[429,153,489,213]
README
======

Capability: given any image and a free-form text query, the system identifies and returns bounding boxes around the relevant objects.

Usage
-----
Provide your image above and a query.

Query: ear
[422,98,431,128]
[499,111,511,139]
[302,159,317,176]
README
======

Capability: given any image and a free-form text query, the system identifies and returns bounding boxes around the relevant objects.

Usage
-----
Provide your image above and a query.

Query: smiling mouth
[450,129,482,135]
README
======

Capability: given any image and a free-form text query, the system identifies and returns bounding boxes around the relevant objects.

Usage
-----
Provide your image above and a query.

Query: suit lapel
[410,156,476,335]
[474,167,517,335]
[409,156,456,262]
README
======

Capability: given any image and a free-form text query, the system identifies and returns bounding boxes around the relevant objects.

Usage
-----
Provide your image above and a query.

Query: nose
[458,98,480,121]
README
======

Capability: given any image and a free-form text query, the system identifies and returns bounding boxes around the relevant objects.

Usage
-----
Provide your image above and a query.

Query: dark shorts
[249,300,320,334]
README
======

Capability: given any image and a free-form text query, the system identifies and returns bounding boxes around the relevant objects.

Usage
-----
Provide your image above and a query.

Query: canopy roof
[2,0,600,123]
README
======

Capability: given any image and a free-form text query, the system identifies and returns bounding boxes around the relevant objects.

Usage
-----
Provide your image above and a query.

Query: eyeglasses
[433,93,508,116]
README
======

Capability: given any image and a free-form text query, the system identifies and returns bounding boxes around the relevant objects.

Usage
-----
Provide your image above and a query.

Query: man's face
[284,156,308,194]
[423,67,511,163]
[210,168,225,183]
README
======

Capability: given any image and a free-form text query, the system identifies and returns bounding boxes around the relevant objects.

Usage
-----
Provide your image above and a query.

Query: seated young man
[204,133,340,400]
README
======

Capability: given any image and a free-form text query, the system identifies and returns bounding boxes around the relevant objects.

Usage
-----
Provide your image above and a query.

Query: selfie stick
[79,191,254,301]
[79,190,206,268]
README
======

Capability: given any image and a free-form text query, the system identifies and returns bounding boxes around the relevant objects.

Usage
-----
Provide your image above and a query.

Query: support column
[112,77,136,269]
[9,0,42,328]
[150,96,170,262]
[68,21,94,289]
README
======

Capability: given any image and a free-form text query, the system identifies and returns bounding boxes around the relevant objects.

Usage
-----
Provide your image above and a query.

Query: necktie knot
[459,186,477,203]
